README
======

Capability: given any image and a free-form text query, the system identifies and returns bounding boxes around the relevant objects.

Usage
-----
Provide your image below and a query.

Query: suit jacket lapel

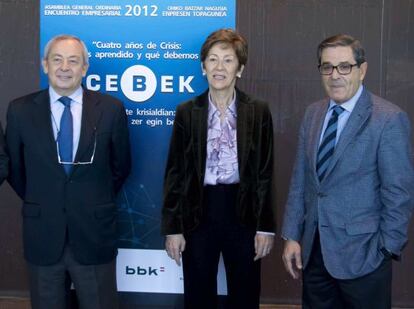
[73,89,102,170]
[191,91,208,182]
[32,90,61,170]
[236,90,254,177]
[322,89,372,181]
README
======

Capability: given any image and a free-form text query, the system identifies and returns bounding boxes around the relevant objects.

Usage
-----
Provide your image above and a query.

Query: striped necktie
[58,96,73,175]
[316,105,345,181]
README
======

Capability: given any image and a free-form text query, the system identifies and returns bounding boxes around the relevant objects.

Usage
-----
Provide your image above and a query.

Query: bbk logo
[125,265,165,276]
[86,65,195,103]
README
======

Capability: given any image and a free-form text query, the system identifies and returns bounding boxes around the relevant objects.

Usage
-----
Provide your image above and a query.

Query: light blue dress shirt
[49,86,83,160]
[319,85,364,146]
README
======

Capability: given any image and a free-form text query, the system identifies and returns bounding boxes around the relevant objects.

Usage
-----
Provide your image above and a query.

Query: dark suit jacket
[282,89,414,279]
[162,89,275,235]
[0,123,8,185]
[6,88,131,266]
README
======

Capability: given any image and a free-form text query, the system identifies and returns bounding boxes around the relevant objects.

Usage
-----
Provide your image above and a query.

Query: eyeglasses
[318,62,360,75]
[56,132,96,165]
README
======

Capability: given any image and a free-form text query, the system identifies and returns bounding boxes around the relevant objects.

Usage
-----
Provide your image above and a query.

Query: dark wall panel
[0,0,39,293]
[383,1,414,306]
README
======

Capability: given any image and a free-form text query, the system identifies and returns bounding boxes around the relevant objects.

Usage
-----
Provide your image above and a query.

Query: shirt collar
[49,86,83,105]
[328,85,363,113]
[208,90,237,116]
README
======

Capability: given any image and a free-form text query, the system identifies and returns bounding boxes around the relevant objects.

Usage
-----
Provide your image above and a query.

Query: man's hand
[282,239,302,279]
[165,234,186,266]
[254,234,274,261]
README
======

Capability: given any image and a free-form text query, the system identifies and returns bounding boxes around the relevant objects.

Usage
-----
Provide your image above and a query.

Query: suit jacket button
[318,192,326,197]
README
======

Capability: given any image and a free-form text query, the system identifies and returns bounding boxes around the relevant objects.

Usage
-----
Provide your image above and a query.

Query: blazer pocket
[345,217,379,235]
[94,203,116,219]
[22,203,41,217]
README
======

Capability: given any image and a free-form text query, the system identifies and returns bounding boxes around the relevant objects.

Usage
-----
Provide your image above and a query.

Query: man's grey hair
[43,34,89,65]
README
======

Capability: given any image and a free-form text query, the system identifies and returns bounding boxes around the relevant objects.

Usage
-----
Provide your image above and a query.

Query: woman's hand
[254,233,274,261]
[165,234,186,266]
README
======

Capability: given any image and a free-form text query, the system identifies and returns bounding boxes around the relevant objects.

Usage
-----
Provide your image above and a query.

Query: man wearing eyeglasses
[281,34,414,308]
[6,34,131,309]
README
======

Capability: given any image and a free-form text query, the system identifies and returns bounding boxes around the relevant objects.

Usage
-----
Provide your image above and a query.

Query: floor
[1,297,411,309]
[0,298,29,309]
[0,298,302,309]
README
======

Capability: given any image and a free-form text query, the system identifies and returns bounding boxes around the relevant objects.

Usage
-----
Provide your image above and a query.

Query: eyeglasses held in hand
[56,133,96,165]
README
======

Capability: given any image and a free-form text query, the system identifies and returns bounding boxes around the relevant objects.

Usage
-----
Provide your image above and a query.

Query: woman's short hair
[200,28,248,68]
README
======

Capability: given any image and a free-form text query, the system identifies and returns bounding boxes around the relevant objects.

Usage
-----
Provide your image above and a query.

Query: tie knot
[332,105,344,117]
[59,96,72,107]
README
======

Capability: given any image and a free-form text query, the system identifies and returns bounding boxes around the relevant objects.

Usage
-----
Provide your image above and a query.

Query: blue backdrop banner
[40,0,235,297]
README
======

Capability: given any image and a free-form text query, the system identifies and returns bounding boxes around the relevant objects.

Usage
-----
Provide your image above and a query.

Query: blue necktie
[316,105,345,181]
[58,96,73,175]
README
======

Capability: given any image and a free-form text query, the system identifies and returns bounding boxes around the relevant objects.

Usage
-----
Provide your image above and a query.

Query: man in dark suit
[6,34,131,309]
[0,123,8,184]
[281,34,414,308]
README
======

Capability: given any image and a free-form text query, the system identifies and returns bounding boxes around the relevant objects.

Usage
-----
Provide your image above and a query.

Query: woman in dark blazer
[162,29,275,309]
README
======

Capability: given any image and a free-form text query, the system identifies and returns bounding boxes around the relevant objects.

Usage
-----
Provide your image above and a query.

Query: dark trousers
[28,245,118,309]
[182,184,261,309]
[303,232,392,309]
